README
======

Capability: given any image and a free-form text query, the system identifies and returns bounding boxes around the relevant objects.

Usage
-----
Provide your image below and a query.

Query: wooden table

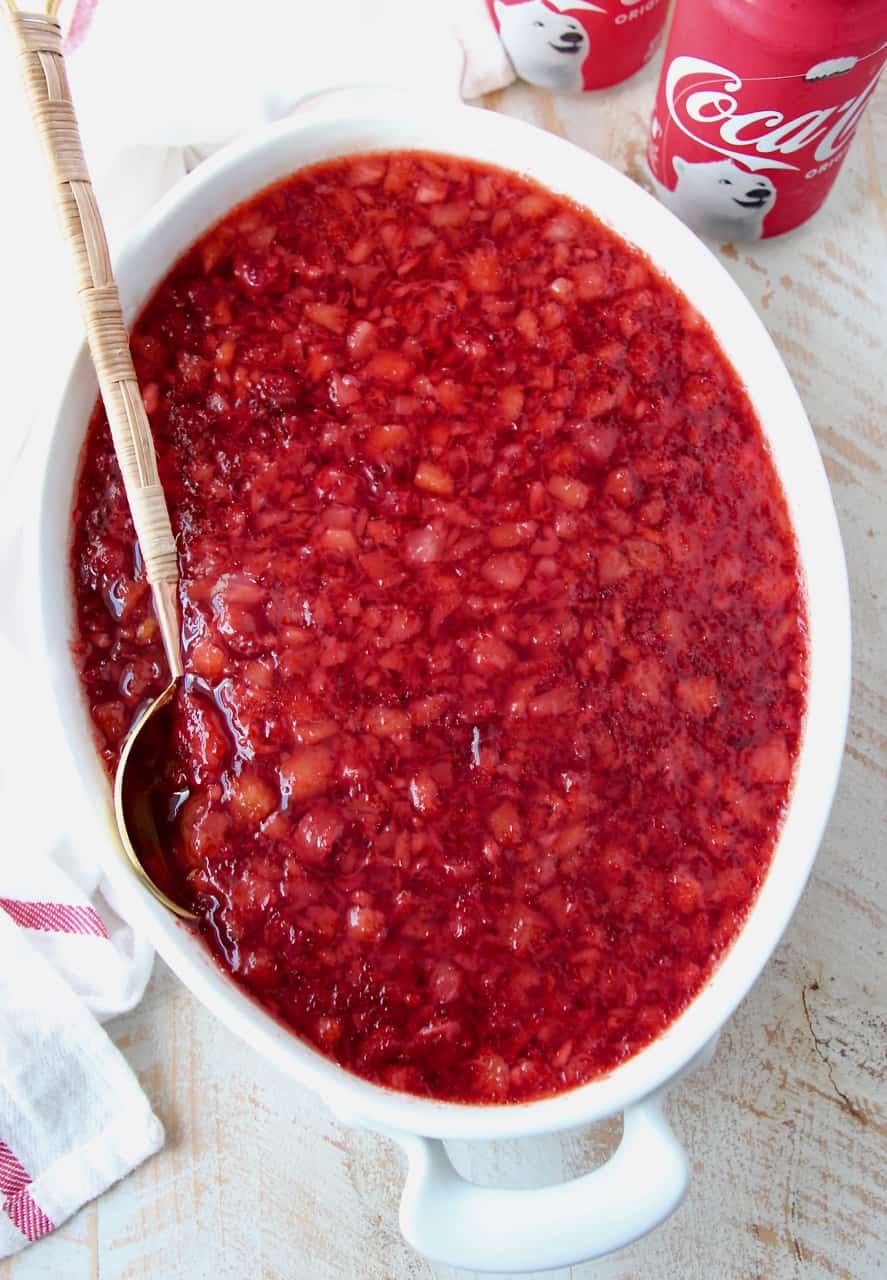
[4,68,885,1280]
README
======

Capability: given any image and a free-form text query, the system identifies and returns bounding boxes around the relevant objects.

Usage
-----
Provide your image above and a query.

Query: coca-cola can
[647,0,887,240]
[487,0,667,93]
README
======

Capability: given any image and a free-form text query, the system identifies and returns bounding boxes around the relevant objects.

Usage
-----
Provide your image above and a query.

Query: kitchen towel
[63,0,512,164]
[0,562,163,1259]
[0,904,163,1258]
[0,0,512,1255]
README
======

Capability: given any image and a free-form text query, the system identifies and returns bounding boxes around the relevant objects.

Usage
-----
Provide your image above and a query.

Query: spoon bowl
[113,676,196,920]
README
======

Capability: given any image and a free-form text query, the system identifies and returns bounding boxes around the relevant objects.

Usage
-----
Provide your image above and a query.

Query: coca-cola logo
[664,55,882,173]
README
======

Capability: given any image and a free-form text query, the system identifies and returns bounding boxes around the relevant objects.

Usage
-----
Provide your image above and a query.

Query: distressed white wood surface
[4,67,885,1280]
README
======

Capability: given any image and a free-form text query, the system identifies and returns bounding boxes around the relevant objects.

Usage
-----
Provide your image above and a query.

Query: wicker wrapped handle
[9,9,183,679]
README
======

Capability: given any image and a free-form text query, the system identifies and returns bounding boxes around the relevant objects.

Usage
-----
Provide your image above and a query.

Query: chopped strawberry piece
[346,902,387,942]
[280,745,334,802]
[747,736,792,784]
[676,676,720,718]
[365,351,413,384]
[402,523,446,565]
[490,800,521,846]
[414,461,454,496]
[228,769,277,825]
[294,804,344,864]
[409,770,440,815]
[548,474,589,510]
[346,319,378,360]
[481,552,529,592]
[470,633,515,673]
[465,246,500,293]
[304,302,347,334]
[364,706,412,739]
[598,545,631,585]
[179,695,228,784]
[573,261,607,301]
[367,422,409,453]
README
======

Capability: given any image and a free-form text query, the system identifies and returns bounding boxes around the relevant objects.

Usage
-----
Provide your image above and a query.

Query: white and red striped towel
[0,0,513,1257]
[0,902,162,1256]
[0,614,162,1257]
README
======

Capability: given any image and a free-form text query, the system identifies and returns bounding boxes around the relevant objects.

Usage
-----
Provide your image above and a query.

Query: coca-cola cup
[486,0,667,93]
[646,0,887,241]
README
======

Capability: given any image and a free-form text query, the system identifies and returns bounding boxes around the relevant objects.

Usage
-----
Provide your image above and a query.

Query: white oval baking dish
[34,89,850,1273]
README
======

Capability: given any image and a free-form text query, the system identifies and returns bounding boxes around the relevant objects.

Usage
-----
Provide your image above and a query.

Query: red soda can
[487,0,668,93]
[647,0,887,240]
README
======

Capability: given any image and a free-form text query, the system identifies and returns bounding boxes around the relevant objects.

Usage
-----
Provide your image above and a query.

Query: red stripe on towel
[0,899,109,939]
[0,1143,54,1243]
[3,1188,54,1243]
[64,0,100,53]
[0,1143,30,1197]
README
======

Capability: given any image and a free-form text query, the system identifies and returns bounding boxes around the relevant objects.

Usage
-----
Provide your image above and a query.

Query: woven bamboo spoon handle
[8,5,183,679]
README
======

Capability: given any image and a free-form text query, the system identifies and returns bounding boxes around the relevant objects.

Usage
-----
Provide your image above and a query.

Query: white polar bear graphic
[494,0,606,93]
[653,156,777,242]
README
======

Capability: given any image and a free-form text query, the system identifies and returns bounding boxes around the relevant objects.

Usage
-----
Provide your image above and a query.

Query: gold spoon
[9,2,196,918]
